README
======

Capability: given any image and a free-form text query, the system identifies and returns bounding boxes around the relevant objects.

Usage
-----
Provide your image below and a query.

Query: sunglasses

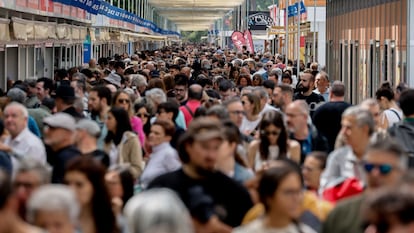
[363,163,393,175]
[261,130,281,136]
[137,113,150,118]
[117,98,130,104]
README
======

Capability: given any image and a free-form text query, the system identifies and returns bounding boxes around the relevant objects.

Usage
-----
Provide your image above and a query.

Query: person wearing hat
[55,84,84,119]
[43,113,80,183]
[103,73,122,88]
[148,117,253,231]
[74,119,109,167]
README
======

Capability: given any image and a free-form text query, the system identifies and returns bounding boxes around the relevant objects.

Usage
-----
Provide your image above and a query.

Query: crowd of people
[0,44,413,233]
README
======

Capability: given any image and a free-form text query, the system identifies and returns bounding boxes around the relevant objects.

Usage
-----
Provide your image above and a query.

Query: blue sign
[287,1,306,18]
[51,0,180,36]
[83,43,91,64]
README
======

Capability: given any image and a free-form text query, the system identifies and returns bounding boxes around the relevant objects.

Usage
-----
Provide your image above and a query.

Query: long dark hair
[259,111,288,161]
[108,164,134,206]
[65,156,118,233]
[222,121,248,167]
[105,107,133,145]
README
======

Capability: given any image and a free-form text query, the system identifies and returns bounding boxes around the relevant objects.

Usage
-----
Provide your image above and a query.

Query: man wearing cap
[54,85,84,119]
[148,117,253,232]
[74,119,109,167]
[0,102,46,171]
[43,113,80,183]
[103,73,122,89]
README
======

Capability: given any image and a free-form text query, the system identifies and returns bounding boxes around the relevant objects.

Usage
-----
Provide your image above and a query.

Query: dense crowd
[0,44,414,233]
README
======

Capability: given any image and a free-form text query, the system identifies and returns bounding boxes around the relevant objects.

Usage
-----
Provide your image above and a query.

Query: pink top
[179,100,201,128]
[130,116,145,146]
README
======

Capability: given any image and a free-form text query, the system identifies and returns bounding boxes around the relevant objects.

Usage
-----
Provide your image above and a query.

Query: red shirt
[179,99,201,127]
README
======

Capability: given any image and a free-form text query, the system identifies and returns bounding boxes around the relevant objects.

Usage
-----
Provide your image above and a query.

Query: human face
[88,91,102,113]
[220,89,232,101]
[315,74,328,91]
[186,139,223,173]
[156,109,172,121]
[239,77,248,87]
[105,171,123,199]
[217,140,236,163]
[227,101,245,127]
[136,107,150,125]
[368,104,381,129]
[253,76,261,86]
[36,81,47,101]
[34,210,75,233]
[267,173,303,219]
[364,149,403,189]
[174,85,187,102]
[14,171,42,206]
[340,115,368,149]
[297,73,312,92]
[262,125,281,145]
[148,124,170,147]
[285,104,307,133]
[105,112,117,133]
[241,96,253,114]
[282,77,292,85]
[64,171,94,207]
[302,156,323,190]
[4,105,27,138]
[115,93,131,112]
[43,126,71,149]
[272,87,284,109]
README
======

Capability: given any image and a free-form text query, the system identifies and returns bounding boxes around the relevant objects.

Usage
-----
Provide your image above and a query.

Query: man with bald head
[179,84,203,127]
[286,100,329,163]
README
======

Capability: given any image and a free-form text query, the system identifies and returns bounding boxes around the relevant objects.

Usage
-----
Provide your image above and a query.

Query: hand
[0,142,11,153]
[111,197,123,215]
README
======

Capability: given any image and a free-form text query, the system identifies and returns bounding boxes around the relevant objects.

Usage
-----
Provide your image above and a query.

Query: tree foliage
[181,31,208,43]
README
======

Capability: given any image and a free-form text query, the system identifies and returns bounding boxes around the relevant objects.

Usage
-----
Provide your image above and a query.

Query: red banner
[231,31,245,52]
[243,30,255,54]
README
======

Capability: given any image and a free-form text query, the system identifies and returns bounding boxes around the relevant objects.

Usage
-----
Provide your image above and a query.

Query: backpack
[389,122,414,167]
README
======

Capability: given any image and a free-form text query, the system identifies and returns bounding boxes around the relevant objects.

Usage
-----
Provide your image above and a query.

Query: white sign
[253,40,265,53]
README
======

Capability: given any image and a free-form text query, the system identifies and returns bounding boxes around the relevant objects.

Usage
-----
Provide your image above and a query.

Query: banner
[52,0,100,14]
[268,4,279,26]
[243,30,254,54]
[287,1,306,18]
[231,31,245,52]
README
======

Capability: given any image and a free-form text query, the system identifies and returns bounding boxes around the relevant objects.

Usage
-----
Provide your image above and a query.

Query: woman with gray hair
[27,184,79,233]
[124,188,194,233]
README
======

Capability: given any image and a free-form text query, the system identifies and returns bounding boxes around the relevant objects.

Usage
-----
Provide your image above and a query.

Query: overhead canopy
[149,0,244,31]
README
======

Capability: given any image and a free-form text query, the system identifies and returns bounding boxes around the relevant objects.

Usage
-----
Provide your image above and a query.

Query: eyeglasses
[261,130,281,136]
[229,110,246,116]
[363,162,394,175]
[117,98,130,104]
[137,113,150,118]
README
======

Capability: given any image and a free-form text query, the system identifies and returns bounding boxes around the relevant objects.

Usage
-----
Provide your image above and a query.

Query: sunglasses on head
[363,162,393,175]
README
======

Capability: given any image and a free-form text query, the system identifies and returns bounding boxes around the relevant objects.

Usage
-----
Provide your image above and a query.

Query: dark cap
[55,85,76,100]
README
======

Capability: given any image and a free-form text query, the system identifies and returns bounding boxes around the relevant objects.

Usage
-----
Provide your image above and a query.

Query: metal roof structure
[148,0,245,31]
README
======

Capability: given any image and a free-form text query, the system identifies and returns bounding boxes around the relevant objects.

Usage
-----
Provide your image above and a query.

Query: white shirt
[4,128,47,175]
[233,219,316,233]
[383,108,403,127]
[140,142,181,189]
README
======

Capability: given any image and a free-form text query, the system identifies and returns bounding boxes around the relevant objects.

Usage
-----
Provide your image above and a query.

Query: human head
[258,161,304,219]
[340,106,375,151]
[64,156,117,233]
[3,102,28,138]
[363,138,407,189]
[187,84,203,101]
[177,117,224,175]
[218,80,235,101]
[252,74,263,86]
[236,73,252,88]
[223,98,245,127]
[36,77,54,101]
[124,189,193,233]
[285,100,309,134]
[360,98,381,129]
[302,152,327,190]
[315,71,329,93]
[173,74,188,103]
[88,85,112,115]
[254,86,271,109]
[273,84,293,111]
[27,185,79,233]
[281,72,293,85]
[258,111,288,161]
[205,105,230,121]
[363,187,414,233]
[74,119,100,147]
[297,69,315,93]
[329,80,345,100]
[105,107,132,144]
[7,88,26,104]
[399,89,414,117]
[241,93,261,116]
[134,102,151,127]
[43,113,76,151]
[145,88,167,113]
[157,101,179,122]
[148,119,175,147]
[14,159,51,220]
[54,85,76,112]
[105,164,134,207]
[112,90,133,115]
[130,74,148,95]
[376,82,395,110]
